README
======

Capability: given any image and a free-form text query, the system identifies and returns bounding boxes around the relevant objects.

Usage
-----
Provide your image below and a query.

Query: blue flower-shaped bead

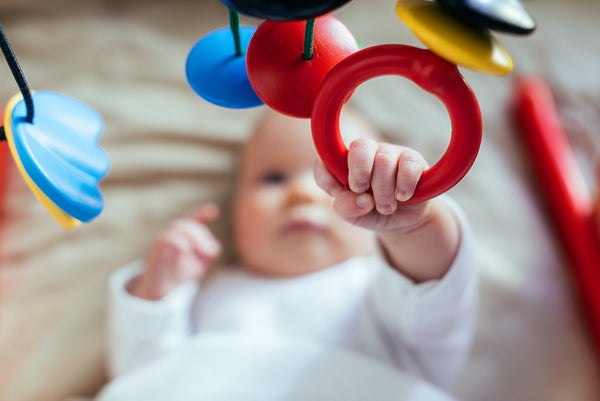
[8,91,109,223]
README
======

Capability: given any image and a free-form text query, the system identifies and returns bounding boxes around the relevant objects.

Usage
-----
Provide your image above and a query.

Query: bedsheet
[1,0,600,400]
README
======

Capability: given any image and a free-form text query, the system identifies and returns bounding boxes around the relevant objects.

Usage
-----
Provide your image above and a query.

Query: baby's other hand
[129,203,222,300]
[315,138,430,233]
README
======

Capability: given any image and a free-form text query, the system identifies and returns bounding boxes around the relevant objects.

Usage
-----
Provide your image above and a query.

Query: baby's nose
[287,171,325,204]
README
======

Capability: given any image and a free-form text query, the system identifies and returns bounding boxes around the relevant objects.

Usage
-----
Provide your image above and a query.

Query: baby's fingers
[173,219,221,261]
[371,144,402,214]
[394,149,427,202]
[159,220,221,278]
[370,145,427,213]
[185,203,220,224]
[347,138,378,193]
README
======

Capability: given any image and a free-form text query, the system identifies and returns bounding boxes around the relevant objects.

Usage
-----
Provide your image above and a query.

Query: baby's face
[233,110,375,277]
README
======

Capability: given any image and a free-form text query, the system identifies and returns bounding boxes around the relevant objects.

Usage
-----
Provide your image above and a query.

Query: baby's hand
[315,138,430,233]
[129,203,222,300]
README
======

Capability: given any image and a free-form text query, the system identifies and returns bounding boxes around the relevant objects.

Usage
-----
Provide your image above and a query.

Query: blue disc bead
[186,26,263,109]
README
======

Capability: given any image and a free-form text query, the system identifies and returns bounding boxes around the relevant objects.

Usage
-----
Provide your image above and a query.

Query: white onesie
[106,197,477,392]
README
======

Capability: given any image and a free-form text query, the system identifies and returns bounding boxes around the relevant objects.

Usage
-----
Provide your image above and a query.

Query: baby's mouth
[282,219,326,235]
[281,210,328,236]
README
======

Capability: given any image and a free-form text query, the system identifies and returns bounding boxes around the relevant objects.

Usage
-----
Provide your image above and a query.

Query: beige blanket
[1,0,600,400]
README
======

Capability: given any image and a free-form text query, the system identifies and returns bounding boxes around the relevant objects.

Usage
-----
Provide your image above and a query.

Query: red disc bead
[246,15,359,118]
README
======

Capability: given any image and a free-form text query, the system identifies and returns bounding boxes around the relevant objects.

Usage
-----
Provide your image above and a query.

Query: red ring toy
[311,44,482,204]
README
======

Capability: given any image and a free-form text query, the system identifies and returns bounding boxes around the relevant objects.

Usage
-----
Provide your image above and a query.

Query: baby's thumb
[334,190,375,220]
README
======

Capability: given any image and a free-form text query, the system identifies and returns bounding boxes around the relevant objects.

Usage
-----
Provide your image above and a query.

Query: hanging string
[303,19,315,61]
[0,24,35,126]
[229,9,243,57]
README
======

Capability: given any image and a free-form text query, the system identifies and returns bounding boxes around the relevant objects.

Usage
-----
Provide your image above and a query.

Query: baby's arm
[130,203,222,300]
[314,138,459,282]
[316,139,475,388]
[107,203,222,377]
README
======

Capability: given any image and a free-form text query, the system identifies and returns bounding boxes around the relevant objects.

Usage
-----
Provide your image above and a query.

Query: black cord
[303,19,315,61]
[0,23,35,143]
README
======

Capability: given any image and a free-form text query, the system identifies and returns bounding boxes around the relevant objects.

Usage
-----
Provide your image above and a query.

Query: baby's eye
[260,171,286,185]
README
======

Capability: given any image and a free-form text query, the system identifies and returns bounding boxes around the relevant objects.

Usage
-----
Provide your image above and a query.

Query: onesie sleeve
[368,195,477,391]
[106,260,199,378]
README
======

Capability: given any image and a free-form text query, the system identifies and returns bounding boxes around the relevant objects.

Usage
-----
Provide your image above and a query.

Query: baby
[106,107,477,392]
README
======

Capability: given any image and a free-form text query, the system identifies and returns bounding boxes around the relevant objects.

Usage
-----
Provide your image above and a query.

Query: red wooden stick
[515,74,600,350]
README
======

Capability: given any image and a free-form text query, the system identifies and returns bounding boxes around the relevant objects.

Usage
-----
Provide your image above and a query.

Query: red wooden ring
[311,44,482,204]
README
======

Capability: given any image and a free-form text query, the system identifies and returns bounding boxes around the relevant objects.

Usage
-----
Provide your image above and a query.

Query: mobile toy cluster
[0,0,536,229]
[186,0,535,203]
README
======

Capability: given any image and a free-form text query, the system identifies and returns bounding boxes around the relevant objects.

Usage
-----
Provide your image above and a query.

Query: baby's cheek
[233,228,256,268]
[235,210,274,260]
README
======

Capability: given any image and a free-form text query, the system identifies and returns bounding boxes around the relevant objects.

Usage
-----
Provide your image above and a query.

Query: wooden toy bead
[246,15,358,118]
[186,26,263,109]
[221,0,353,21]
[395,0,513,76]
[311,44,482,204]
[438,0,536,35]
[4,91,108,228]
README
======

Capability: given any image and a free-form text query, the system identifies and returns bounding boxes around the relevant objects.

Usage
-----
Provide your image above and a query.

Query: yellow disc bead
[395,0,513,76]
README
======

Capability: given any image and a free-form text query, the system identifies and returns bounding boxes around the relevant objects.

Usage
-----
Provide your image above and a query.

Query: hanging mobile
[187,0,537,203]
[0,24,109,229]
